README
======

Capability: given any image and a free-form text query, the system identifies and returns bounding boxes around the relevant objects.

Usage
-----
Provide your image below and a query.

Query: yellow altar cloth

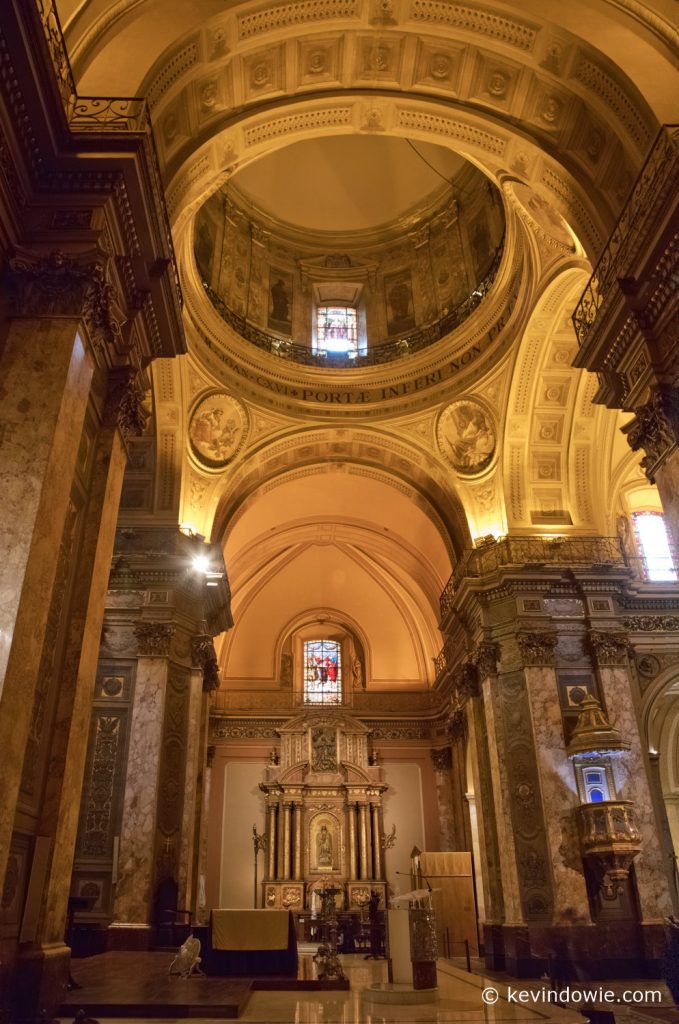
[211,909,290,951]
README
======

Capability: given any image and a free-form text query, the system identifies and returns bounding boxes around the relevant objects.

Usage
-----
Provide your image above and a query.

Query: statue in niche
[316,824,333,867]
[280,653,293,687]
[352,654,364,690]
[311,727,337,771]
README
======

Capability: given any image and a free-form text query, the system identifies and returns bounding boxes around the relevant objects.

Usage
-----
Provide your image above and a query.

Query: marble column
[0,318,92,885]
[359,803,369,879]
[589,631,674,922]
[112,637,172,932]
[195,744,215,925]
[466,696,503,926]
[276,800,285,880]
[348,803,358,879]
[267,804,277,879]
[371,803,382,880]
[294,804,302,880]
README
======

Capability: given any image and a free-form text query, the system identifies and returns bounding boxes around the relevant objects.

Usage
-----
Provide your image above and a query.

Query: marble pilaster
[113,658,168,924]
[30,415,128,947]
[371,803,382,879]
[431,747,456,850]
[294,804,302,880]
[177,668,206,912]
[267,804,277,879]
[359,803,369,879]
[597,664,673,921]
[482,676,525,924]
[523,665,591,920]
[0,317,92,885]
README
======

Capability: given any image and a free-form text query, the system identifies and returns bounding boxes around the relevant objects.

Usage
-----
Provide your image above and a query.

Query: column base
[13,942,70,1021]
[483,922,666,979]
[107,922,152,951]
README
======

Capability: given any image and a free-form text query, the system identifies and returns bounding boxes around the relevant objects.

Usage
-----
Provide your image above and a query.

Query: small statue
[169,934,204,978]
[368,749,379,766]
[269,747,279,765]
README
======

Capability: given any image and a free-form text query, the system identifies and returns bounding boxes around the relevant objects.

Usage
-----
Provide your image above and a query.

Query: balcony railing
[201,235,505,369]
[440,536,626,618]
[32,0,182,306]
[572,124,679,349]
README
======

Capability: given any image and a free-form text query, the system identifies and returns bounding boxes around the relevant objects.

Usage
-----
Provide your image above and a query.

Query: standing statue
[317,824,333,867]
[311,727,337,771]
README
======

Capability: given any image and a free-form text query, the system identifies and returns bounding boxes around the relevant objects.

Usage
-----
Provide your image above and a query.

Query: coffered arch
[503,266,621,534]
[57,1,670,263]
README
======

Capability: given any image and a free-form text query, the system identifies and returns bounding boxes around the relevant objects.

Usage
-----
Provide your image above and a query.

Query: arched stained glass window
[303,640,342,705]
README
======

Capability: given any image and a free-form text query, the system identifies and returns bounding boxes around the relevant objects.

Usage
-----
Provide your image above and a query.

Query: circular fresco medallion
[511,182,575,250]
[189,391,247,468]
[437,399,496,475]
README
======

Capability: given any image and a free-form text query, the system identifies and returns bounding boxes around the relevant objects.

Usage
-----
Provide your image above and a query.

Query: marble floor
[58,953,679,1023]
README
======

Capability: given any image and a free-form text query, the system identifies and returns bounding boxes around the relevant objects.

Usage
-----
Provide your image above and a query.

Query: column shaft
[348,804,358,879]
[267,804,277,879]
[359,804,370,879]
[371,804,382,880]
[294,804,302,880]
[283,803,292,879]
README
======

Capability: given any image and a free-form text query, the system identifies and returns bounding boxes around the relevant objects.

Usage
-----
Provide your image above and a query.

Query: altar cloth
[211,909,290,951]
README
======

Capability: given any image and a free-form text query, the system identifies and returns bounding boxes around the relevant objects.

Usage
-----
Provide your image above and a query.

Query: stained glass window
[303,640,342,705]
[315,305,358,356]
[631,511,677,582]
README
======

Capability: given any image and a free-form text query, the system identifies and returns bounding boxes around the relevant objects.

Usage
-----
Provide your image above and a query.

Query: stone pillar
[589,630,674,924]
[0,317,92,886]
[177,668,207,913]
[622,385,679,557]
[431,747,456,850]
[348,803,358,879]
[294,803,302,880]
[195,744,215,925]
[111,623,174,942]
[267,804,277,880]
[371,803,382,880]
[359,803,370,879]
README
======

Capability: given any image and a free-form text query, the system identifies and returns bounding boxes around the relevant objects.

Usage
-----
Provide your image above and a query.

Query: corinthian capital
[517,631,558,667]
[621,385,679,483]
[134,621,175,657]
[104,366,149,441]
[588,629,630,668]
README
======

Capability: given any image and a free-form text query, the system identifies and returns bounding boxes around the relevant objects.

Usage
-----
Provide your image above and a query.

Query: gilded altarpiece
[261,713,387,912]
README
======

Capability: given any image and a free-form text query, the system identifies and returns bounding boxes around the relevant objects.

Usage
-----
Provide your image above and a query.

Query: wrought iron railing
[572,124,679,348]
[433,635,460,680]
[440,536,626,618]
[201,235,505,368]
[31,0,182,306]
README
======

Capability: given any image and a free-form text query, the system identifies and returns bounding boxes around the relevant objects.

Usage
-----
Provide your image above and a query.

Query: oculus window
[632,511,677,582]
[315,305,358,357]
[303,640,342,705]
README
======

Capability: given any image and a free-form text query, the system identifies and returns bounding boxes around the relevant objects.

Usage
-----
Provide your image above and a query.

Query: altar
[196,909,298,976]
[259,712,389,913]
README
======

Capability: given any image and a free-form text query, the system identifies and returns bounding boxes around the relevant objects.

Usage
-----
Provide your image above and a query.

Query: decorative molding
[621,385,679,483]
[447,707,467,743]
[430,746,452,771]
[622,615,679,633]
[134,621,175,656]
[238,0,359,38]
[517,631,558,667]
[408,1,536,51]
